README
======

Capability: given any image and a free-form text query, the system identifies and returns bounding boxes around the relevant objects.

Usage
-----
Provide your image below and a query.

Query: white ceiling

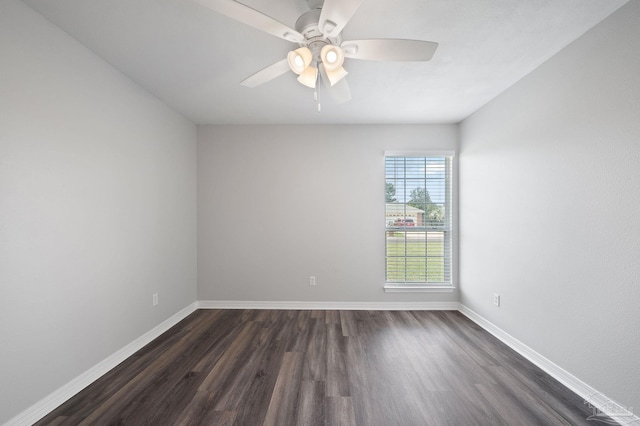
[23,0,627,125]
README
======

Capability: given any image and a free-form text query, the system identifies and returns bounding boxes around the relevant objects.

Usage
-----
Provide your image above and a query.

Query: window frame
[383,151,456,293]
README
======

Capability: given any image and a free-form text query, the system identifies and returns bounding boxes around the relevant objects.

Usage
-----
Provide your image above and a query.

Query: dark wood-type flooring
[37,309,610,425]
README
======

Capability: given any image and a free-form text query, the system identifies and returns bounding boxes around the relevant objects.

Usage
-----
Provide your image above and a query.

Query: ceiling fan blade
[318,0,363,38]
[341,39,438,61]
[241,59,290,88]
[319,64,351,104]
[194,0,304,43]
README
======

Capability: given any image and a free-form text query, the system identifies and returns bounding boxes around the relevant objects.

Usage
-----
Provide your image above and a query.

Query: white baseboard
[197,300,460,311]
[4,302,198,426]
[459,304,639,426]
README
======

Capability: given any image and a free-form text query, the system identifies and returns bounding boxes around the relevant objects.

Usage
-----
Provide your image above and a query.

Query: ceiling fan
[194,0,438,105]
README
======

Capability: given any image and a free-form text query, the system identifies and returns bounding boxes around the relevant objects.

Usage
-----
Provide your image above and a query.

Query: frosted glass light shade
[297,65,318,88]
[320,45,345,71]
[287,47,313,74]
[325,66,348,86]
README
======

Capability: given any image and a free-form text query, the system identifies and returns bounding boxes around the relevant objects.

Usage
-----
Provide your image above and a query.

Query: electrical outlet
[153,293,158,306]
[309,276,316,286]
[493,293,500,307]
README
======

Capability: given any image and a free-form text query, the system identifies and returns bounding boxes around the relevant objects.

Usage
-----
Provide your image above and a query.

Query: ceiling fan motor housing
[295,9,341,62]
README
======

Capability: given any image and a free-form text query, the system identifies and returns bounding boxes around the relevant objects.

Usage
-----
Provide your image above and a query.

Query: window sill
[384,285,455,293]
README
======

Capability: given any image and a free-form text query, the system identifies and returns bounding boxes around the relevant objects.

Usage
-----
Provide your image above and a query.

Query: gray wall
[198,125,458,303]
[0,1,197,422]
[459,0,640,413]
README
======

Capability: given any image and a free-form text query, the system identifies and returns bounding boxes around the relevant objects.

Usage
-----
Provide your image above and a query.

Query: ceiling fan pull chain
[315,69,321,112]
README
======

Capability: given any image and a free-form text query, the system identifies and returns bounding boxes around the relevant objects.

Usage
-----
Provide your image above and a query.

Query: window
[385,153,454,291]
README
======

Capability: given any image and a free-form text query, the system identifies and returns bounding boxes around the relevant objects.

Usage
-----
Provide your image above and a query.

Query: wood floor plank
[451,386,510,425]
[175,390,217,426]
[37,309,602,426]
[297,380,325,426]
[326,323,350,397]
[339,310,372,337]
[211,327,278,411]
[339,310,358,337]
[177,406,236,426]
[344,335,379,425]
[265,309,296,343]
[205,410,237,426]
[229,334,286,425]
[302,318,327,381]
[190,310,246,373]
[263,351,304,426]
[325,396,356,426]
[414,310,501,369]
[325,310,339,325]
[141,371,205,426]
[287,310,314,352]
[197,321,262,392]
[45,416,82,426]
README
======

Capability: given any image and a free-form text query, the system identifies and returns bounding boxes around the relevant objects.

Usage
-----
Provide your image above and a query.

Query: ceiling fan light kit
[195,0,439,105]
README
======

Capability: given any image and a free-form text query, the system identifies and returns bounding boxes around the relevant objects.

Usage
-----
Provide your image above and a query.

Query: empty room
[1,0,638,424]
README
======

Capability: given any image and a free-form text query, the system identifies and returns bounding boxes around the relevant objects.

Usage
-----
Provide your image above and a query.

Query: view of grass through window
[386,232,445,282]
